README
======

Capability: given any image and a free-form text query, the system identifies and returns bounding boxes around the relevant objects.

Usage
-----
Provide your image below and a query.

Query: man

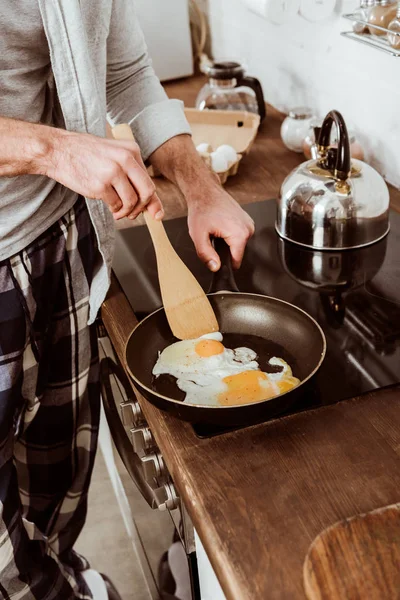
[0,1,254,599]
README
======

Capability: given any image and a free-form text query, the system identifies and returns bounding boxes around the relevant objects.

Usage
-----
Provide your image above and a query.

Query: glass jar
[281,107,315,153]
[302,118,323,159]
[387,2,400,48]
[368,0,397,36]
[353,0,370,33]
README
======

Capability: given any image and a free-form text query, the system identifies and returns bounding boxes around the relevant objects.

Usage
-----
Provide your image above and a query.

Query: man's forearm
[148,134,220,202]
[0,117,55,177]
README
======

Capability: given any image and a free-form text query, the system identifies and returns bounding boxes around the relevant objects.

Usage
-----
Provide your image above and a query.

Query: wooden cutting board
[304,503,400,600]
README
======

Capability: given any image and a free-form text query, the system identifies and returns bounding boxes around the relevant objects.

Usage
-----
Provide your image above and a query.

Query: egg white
[153,332,259,385]
[152,334,298,407]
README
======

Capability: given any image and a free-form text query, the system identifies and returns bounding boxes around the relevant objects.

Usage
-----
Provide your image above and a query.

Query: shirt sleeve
[106,0,192,160]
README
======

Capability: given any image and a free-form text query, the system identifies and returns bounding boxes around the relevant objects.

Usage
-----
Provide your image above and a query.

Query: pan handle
[208,237,240,294]
[100,357,179,511]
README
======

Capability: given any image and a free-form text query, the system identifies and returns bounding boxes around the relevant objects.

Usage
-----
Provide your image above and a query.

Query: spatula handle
[143,211,173,258]
[111,124,219,339]
[111,124,169,246]
[111,125,183,276]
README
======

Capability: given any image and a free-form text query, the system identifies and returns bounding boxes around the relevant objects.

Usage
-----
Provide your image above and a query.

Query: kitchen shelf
[342,12,400,57]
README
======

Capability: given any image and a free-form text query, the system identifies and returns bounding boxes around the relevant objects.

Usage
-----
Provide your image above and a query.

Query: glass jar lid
[288,107,314,120]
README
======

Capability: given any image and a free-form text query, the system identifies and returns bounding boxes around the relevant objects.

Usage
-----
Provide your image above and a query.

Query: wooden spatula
[111,123,219,340]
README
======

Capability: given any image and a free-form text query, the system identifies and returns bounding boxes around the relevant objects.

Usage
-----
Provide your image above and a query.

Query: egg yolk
[218,371,275,406]
[195,339,225,357]
[218,371,300,406]
[276,377,300,394]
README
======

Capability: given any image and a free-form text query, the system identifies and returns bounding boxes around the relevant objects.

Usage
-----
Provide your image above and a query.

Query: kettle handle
[318,110,351,181]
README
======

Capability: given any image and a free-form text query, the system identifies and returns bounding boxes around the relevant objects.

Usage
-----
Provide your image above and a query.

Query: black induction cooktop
[114,200,400,437]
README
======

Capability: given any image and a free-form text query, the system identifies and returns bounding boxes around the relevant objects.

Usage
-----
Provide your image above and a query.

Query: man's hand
[0,117,163,220]
[187,184,254,271]
[45,129,163,220]
[149,134,255,271]
[0,117,164,219]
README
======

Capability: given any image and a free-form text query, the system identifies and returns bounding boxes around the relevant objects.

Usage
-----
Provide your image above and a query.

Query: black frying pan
[125,239,326,427]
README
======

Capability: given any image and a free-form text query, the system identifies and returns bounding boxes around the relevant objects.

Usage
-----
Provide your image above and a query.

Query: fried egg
[152,333,300,407]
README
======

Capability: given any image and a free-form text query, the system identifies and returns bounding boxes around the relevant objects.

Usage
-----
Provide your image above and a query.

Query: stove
[113,200,400,437]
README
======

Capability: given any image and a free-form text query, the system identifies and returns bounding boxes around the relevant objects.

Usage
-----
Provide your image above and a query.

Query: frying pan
[125,239,326,427]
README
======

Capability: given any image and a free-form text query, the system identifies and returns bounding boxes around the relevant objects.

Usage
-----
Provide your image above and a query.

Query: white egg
[196,142,213,153]
[153,335,300,407]
[215,144,238,167]
[210,152,229,173]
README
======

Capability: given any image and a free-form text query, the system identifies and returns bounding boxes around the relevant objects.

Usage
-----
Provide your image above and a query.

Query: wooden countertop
[103,76,400,598]
[116,74,400,231]
[102,275,400,600]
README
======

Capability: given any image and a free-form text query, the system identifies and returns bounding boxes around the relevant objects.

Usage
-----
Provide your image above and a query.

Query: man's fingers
[226,234,249,269]
[111,177,139,220]
[102,187,123,214]
[145,192,164,221]
[127,191,163,221]
[125,161,156,205]
[228,215,255,268]
[191,229,221,272]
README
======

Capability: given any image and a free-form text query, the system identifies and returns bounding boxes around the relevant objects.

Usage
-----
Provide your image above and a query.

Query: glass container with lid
[353,0,371,33]
[368,0,397,36]
[281,107,315,153]
[387,1,400,48]
[195,60,266,121]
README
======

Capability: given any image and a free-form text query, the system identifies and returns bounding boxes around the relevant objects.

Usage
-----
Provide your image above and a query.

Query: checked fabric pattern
[0,197,101,599]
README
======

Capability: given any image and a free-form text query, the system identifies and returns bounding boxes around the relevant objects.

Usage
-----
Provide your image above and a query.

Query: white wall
[204,0,400,187]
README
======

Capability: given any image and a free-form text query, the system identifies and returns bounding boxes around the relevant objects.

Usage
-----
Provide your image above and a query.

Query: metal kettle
[276,110,390,250]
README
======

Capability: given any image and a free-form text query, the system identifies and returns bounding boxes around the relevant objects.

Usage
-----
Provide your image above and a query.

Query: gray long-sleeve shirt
[0,0,191,323]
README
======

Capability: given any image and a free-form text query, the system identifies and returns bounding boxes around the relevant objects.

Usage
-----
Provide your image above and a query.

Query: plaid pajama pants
[0,197,101,599]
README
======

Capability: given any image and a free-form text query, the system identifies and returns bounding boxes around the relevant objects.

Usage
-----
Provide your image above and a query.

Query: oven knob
[155,481,180,512]
[141,452,167,487]
[131,426,155,456]
[120,400,144,428]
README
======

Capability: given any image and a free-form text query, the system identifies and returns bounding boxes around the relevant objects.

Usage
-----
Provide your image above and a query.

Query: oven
[98,327,201,600]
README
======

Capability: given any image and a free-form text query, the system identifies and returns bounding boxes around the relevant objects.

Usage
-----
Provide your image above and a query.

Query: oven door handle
[100,357,178,511]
